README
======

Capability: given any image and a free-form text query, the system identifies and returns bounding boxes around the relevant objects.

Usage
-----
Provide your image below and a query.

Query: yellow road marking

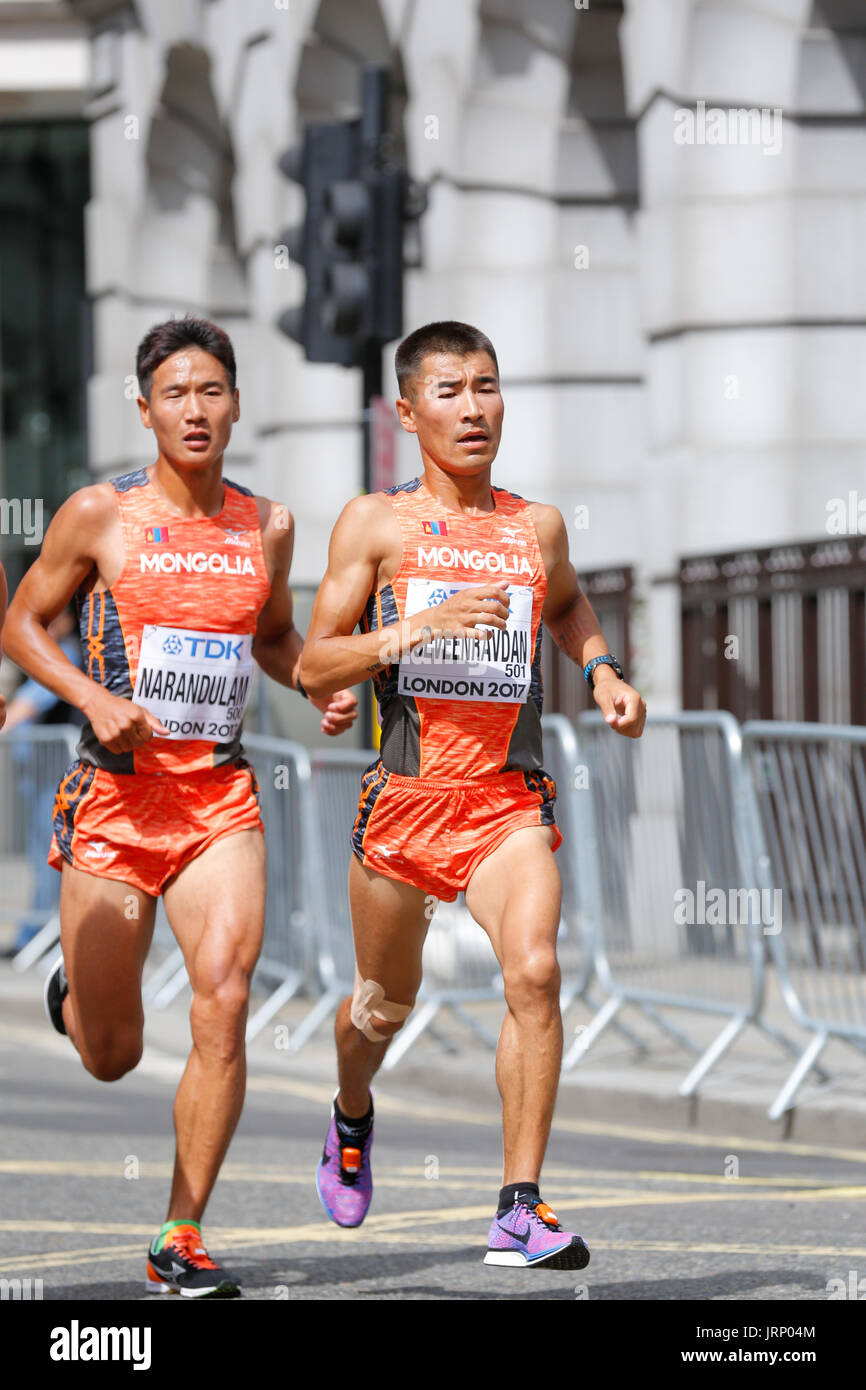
[244,1072,866,1165]
[0,1158,852,1194]
[3,1219,865,1276]
[5,1019,866,1167]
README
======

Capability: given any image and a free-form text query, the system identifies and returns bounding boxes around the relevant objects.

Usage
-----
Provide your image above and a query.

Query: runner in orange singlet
[300,321,646,1268]
[2,316,357,1296]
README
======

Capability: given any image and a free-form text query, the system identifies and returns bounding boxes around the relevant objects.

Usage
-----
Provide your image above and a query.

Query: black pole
[359,67,389,747]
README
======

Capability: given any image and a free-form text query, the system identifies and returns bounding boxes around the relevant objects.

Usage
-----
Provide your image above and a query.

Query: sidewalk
[3,951,866,1155]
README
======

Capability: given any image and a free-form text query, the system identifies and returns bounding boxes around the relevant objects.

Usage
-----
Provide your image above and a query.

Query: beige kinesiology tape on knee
[351,967,412,1043]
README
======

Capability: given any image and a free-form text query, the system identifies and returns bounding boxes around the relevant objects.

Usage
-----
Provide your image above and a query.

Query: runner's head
[136,316,239,471]
[395,321,503,477]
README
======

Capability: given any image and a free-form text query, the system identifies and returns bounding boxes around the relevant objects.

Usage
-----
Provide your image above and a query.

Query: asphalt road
[2,1009,866,1308]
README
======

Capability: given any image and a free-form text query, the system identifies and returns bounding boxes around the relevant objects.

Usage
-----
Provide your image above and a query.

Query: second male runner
[300,320,646,1269]
[3,316,357,1296]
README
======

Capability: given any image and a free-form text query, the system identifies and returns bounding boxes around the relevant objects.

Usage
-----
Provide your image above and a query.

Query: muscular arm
[3,488,123,717]
[533,503,646,738]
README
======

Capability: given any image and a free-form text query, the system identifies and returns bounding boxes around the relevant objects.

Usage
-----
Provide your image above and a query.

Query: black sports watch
[584,653,624,688]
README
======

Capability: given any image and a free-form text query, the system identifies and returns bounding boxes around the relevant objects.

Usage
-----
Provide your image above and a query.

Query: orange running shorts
[48,758,263,896]
[351,760,562,902]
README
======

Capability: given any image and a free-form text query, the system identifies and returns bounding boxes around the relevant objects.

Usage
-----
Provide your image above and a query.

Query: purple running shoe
[484,1194,590,1269]
[315,1096,374,1228]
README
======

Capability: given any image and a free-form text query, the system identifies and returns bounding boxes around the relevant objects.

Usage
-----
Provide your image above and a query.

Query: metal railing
[562,710,800,1096]
[742,722,866,1117]
[0,725,79,971]
[9,716,866,1117]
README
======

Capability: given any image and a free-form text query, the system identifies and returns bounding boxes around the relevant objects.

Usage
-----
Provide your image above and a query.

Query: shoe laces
[516,1194,562,1232]
[167,1226,219,1270]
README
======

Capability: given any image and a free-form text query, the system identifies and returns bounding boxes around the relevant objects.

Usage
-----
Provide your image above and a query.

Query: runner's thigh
[464,825,561,966]
[59,863,157,1051]
[161,828,266,989]
[349,855,431,1000]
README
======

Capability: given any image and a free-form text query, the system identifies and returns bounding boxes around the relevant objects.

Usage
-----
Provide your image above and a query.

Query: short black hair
[395,321,498,398]
[136,315,237,401]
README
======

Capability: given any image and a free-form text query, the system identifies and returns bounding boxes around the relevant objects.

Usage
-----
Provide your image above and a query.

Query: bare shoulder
[251,496,294,577]
[528,500,568,555]
[49,483,118,549]
[254,495,293,537]
[331,492,399,557]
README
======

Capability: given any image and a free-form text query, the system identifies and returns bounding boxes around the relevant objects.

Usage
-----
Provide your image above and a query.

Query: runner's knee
[189,970,250,1057]
[351,968,414,1042]
[82,1030,143,1082]
[503,947,560,1008]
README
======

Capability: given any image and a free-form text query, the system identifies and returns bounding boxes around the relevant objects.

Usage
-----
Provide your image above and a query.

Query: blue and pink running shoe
[484,1194,590,1269]
[315,1096,374,1228]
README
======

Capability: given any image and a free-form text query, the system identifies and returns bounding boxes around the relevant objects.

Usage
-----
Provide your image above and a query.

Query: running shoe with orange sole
[145,1222,241,1298]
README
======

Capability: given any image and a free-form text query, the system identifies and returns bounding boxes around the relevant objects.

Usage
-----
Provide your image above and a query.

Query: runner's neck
[146,460,227,519]
[418,464,496,518]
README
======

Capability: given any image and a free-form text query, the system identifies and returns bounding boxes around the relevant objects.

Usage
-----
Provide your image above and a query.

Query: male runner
[2,316,357,1297]
[299,320,646,1269]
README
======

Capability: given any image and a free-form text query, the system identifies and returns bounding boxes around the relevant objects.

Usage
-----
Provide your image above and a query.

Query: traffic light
[276,119,363,366]
[276,68,416,366]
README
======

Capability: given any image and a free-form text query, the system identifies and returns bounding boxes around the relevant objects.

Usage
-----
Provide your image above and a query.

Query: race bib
[133,625,254,741]
[398,579,532,703]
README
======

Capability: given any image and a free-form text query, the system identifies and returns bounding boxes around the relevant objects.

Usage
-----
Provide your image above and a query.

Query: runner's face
[398,351,503,474]
[139,348,239,467]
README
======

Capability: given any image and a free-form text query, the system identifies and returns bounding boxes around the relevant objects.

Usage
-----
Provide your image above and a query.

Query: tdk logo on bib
[185,636,245,660]
[160,633,243,660]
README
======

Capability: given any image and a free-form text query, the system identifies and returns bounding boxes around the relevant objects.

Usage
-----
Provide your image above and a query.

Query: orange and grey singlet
[362,477,548,781]
[75,468,271,775]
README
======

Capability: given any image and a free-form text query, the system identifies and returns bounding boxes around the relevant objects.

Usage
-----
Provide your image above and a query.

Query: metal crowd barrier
[742,722,866,1118]
[543,715,654,1058]
[563,710,800,1094]
[0,725,79,971]
[11,716,866,1117]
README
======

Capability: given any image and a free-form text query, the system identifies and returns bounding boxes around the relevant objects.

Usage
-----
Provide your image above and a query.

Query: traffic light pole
[360,66,388,747]
[361,342,382,748]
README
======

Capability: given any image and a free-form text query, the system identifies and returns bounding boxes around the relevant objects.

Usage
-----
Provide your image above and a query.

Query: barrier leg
[568,988,650,1055]
[381,999,441,1070]
[638,1003,702,1055]
[757,1016,830,1084]
[245,972,303,1042]
[287,988,343,1052]
[562,993,623,1069]
[12,914,61,972]
[152,965,190,1008]
[142,947,185,1002]
[426,1021,461,1054]
[767,1030,829,1121]
[447,1003,498,1050]
[678,1014,747,1096]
